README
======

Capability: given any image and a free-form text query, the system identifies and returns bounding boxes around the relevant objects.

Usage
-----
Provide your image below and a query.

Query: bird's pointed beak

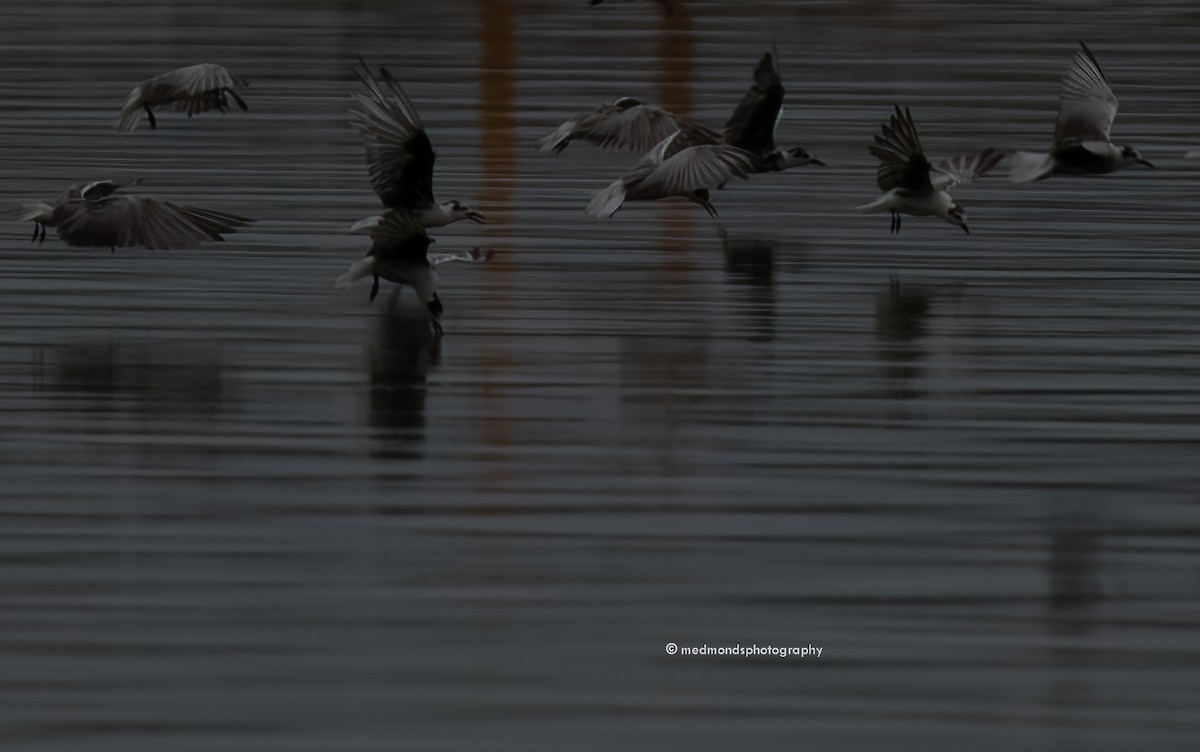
[953,216,970,234]
[1137,158,1155,169]
[809,158,826,167]
[466,210,487,224]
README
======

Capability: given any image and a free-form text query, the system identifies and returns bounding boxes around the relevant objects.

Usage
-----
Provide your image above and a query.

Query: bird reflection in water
[30,341,229,469]
[618,332,708,479]
[36,341,227,416]
[875,275,932,401]
[1043,493,1103,715]
[718,225,776,342]
[366,307,441,460]
[1045,495,1102,636]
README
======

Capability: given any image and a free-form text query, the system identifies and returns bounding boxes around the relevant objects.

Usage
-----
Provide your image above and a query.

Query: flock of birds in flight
[9,31,1188,334]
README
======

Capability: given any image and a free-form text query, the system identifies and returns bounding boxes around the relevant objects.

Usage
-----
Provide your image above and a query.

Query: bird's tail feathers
[431,247,494,267]
[536,121,576,154]
[1008,151,1055,183]
[585,179,626,219]
[336,256,378,290]
[348,215,383,235]
[13,201,54,222]
[855,193,895,213]
[114,89,144,132]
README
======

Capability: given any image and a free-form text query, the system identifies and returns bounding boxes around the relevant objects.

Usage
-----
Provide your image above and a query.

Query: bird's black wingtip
[351,57,374,83]
[1073,40,1107,78]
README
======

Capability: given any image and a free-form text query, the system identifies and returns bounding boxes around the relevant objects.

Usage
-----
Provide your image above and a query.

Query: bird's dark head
[947,202,969,234]
[783,146,824,168]
[1120,145,1154,169]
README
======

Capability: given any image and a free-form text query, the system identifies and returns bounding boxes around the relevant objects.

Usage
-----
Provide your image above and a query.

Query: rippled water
[2,0,1200,749]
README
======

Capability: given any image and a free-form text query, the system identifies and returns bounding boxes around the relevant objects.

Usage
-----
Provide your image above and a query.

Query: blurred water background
[1,0,1199,749]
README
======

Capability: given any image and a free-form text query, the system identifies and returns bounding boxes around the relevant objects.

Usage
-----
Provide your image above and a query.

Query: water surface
[1,1,1200,749]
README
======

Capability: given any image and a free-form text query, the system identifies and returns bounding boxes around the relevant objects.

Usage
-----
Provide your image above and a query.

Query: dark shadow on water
[27,340,231,470]
[1045,494,1103,636]
[718,225,777,342]
[875,274,930,341]
[593,0,681,18]
[33,340,227,417]
[875,275,931,401]
[1043,493,1104,719]
[366,304,440,460]
[719,226,775,284]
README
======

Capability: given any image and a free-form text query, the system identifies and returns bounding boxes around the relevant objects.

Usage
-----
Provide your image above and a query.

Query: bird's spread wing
[931,148,1005,188]
[869,106,933,193]
[635,144,758,196]
[547,97,719,155]
[628,123,724,167]
[671,119,723,155]
[622,130,685,181]
[56,196,252,250]
[116,64,247,130]
[162,64,248,95]
[430,247,493,267]
[366,210,433,262]
[161,64,249,114]
[350,61,437,211]
[1054,42,1118,147]
[724,49,785,154]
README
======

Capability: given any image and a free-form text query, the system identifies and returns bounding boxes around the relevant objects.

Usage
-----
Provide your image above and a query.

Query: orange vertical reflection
[644,3,702,467]
[655,5,697,273]
[479,0,518,238]
[475,0,517,495]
